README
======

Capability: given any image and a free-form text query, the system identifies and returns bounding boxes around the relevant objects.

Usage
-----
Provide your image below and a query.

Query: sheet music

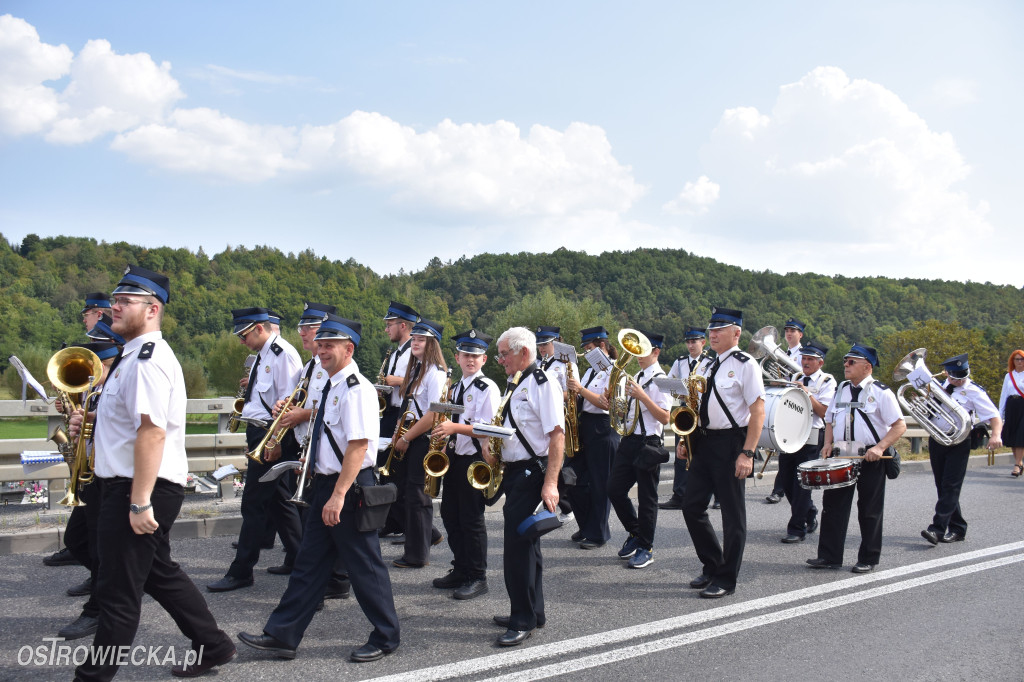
[553,341,577,365]
[584,347,612,373]
[9,355,51,405]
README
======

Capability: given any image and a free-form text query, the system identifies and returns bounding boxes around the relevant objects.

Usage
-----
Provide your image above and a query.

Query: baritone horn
[47,346,104,507]
[748,326,801,381]
[608,329,653,437]
[894,348,971,447]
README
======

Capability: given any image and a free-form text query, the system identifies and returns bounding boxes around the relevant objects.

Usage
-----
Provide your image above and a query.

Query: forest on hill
[2,234,1022,401]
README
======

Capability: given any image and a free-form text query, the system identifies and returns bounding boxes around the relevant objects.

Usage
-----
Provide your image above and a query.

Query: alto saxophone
[423,368,454,498]
[466,370,522,499]
[670,349,707,470]
[560,354,580,457]
[376,347,394,417]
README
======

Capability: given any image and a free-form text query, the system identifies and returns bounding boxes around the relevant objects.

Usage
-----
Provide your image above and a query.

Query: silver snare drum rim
[797,458,859,491]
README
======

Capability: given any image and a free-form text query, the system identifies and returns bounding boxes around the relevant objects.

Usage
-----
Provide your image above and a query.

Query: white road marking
[367,541,1024,682]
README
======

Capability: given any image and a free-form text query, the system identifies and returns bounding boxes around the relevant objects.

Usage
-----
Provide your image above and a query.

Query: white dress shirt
[241,333,302,421]
[697,346,766,430]
[826,377,903,445]
[294,355,329,443]
[450,370,500,456]
[387,340,413,408]
[629,364,672,438]
[501,366,565,462]
[314,362,380,474]
[579,367,611,415]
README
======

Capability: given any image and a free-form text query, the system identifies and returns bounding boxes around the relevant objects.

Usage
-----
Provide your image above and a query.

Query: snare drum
[797,458,860,490]
[757,386,813,454]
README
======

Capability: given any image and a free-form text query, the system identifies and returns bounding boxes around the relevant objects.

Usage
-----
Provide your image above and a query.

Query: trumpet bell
[47,347,104,394]
[617,328,653,359]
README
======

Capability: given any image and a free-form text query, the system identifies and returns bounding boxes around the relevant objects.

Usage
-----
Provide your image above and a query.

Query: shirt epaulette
[972,381,985,391]
[874,381,890,391]
[270,341,283,356]
[734,351,752,363]
[138,342,155,360]
[532,368,548,384]
[473,377,491,391]
[677,355,686,362]
[346,374,359,388]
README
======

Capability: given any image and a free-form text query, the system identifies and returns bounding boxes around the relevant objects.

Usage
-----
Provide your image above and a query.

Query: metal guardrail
[0,399,250,499]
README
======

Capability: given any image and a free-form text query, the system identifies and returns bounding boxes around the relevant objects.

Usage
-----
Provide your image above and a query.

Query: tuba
[47,347,104,507]
[607,329,653,437]
[467,370,522,499]
[423,369,456,498]
[894,348,971,447]
[748,326,801,382]
[246,378,309,464]
[670,349,708,470]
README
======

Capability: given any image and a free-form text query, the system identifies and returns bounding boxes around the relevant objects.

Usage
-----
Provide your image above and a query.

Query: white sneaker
[557,511,574,524]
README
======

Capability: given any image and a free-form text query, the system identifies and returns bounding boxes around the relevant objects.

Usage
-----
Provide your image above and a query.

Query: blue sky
[2,2,1021,285]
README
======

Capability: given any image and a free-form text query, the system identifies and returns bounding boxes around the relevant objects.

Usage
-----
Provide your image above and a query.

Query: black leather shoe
[851,562,875,574]
[806,515,819,534]
[58,615,98,640]
[43,547,80,567]
[454,578,488,600]
[432,570,468,589]
[390,536,406,545]
[171,646,236,677]
[711,501,722,510]
[806,558,841,569]
[658,496,683,510]
[231,540,274,550]
[578,539,605,550]
[497,629,532,647]
[432,531,445,546]
[350,643,393,662]
[325,579,350,600]
[699,585,734,599]
[781,534,805,544]
[392,558,426,569]
[921,529,940,545]
[267,565,293,575]
[941,531,965,543]
[207,576,254,592]
[689,574,713,589]
[570,531,585,542]
[765,492,782,504]
[237,632,296,659]
[493,615,545,629]
[67,577,93,597]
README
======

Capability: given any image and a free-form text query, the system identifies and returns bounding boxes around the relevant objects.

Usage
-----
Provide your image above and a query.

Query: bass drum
[757,386,813,454]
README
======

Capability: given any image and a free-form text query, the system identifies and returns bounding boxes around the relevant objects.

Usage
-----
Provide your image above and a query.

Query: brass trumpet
[47,347,104,507]
[246,378,309,464]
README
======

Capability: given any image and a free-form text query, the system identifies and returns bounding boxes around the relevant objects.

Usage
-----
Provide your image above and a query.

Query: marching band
[30,280,1012,678]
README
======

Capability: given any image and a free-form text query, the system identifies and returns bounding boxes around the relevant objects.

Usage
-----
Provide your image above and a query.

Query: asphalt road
[2,463,1022,681]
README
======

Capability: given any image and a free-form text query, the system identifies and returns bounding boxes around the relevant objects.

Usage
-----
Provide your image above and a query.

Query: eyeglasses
[111,296,152,308]
[496,349,517,360]
[843,358,863,366]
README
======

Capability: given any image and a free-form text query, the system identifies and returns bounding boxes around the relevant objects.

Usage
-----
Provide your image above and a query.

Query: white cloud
[0,14,72,135]
[663,175,720,215]
[678,66,991,278]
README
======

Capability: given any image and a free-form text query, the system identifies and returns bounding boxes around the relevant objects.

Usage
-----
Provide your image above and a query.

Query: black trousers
[64,478,101,618]
[440,454,487,579]
[501,460,546,631]
[75,478,233,682]
[378,406,405,535]
[399,436,434,564]
[670,453,689,500]
[682,427,747,591]
[569,413,618,543]
[779,443,819,537]
[228,425,303,579]
[927,436,971,536]
[607,435,661,550]
[263,470,400,651]
[817,459,886,565]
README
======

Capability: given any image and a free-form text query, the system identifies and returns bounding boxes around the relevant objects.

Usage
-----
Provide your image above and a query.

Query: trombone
[246,378,309,464]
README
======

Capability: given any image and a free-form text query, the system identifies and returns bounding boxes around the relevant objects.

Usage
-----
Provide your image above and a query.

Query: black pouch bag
[635,443,670,472]
[354,482,398,532]
[884,446,900,480]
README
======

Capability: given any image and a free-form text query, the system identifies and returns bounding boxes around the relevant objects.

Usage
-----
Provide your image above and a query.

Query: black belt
[504,459,542,473]
[696,426,746,437]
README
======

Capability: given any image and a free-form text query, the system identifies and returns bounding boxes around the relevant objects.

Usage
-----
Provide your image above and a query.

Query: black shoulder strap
[708,357,739,429]
[303,359,317,383]
[270,341,283,356]
[138,342,155,360]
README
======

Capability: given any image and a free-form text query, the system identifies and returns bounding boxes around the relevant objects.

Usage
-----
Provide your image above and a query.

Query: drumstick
[842,454,895,460]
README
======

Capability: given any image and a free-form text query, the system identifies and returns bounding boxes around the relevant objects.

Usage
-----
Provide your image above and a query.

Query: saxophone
[560,355,579,457]
[466,371,522,499]
[376,347,394,417]
[423,368,454,498]
[670,349,708,470]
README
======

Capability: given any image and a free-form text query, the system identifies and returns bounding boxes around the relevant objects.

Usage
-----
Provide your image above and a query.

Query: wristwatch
[129,502,153,514]
[740,449,755,459]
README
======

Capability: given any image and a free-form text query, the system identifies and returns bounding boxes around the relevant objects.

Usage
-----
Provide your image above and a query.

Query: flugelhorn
[748,326,801,382]
[894,348,971,447]
[47,347,104,507]
[607,329,653,437]
[246,378,309,464]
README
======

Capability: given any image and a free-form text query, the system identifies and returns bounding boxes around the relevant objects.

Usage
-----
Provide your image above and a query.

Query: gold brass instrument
[246,378,309,464]
[289,400,319,508]
[227,354,258,433]
[379,410,417,477]
[607,328,653,437]
[670,349,708,470]
[894,348,971,447]
[748,326,801,382]
[560,354,580,457]
[467,370,522,498]
[423,369,455,498]
[376,347,394,417]
[47,347,104,507]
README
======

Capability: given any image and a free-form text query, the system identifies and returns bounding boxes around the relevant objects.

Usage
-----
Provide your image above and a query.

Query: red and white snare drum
[797,458,860,490]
